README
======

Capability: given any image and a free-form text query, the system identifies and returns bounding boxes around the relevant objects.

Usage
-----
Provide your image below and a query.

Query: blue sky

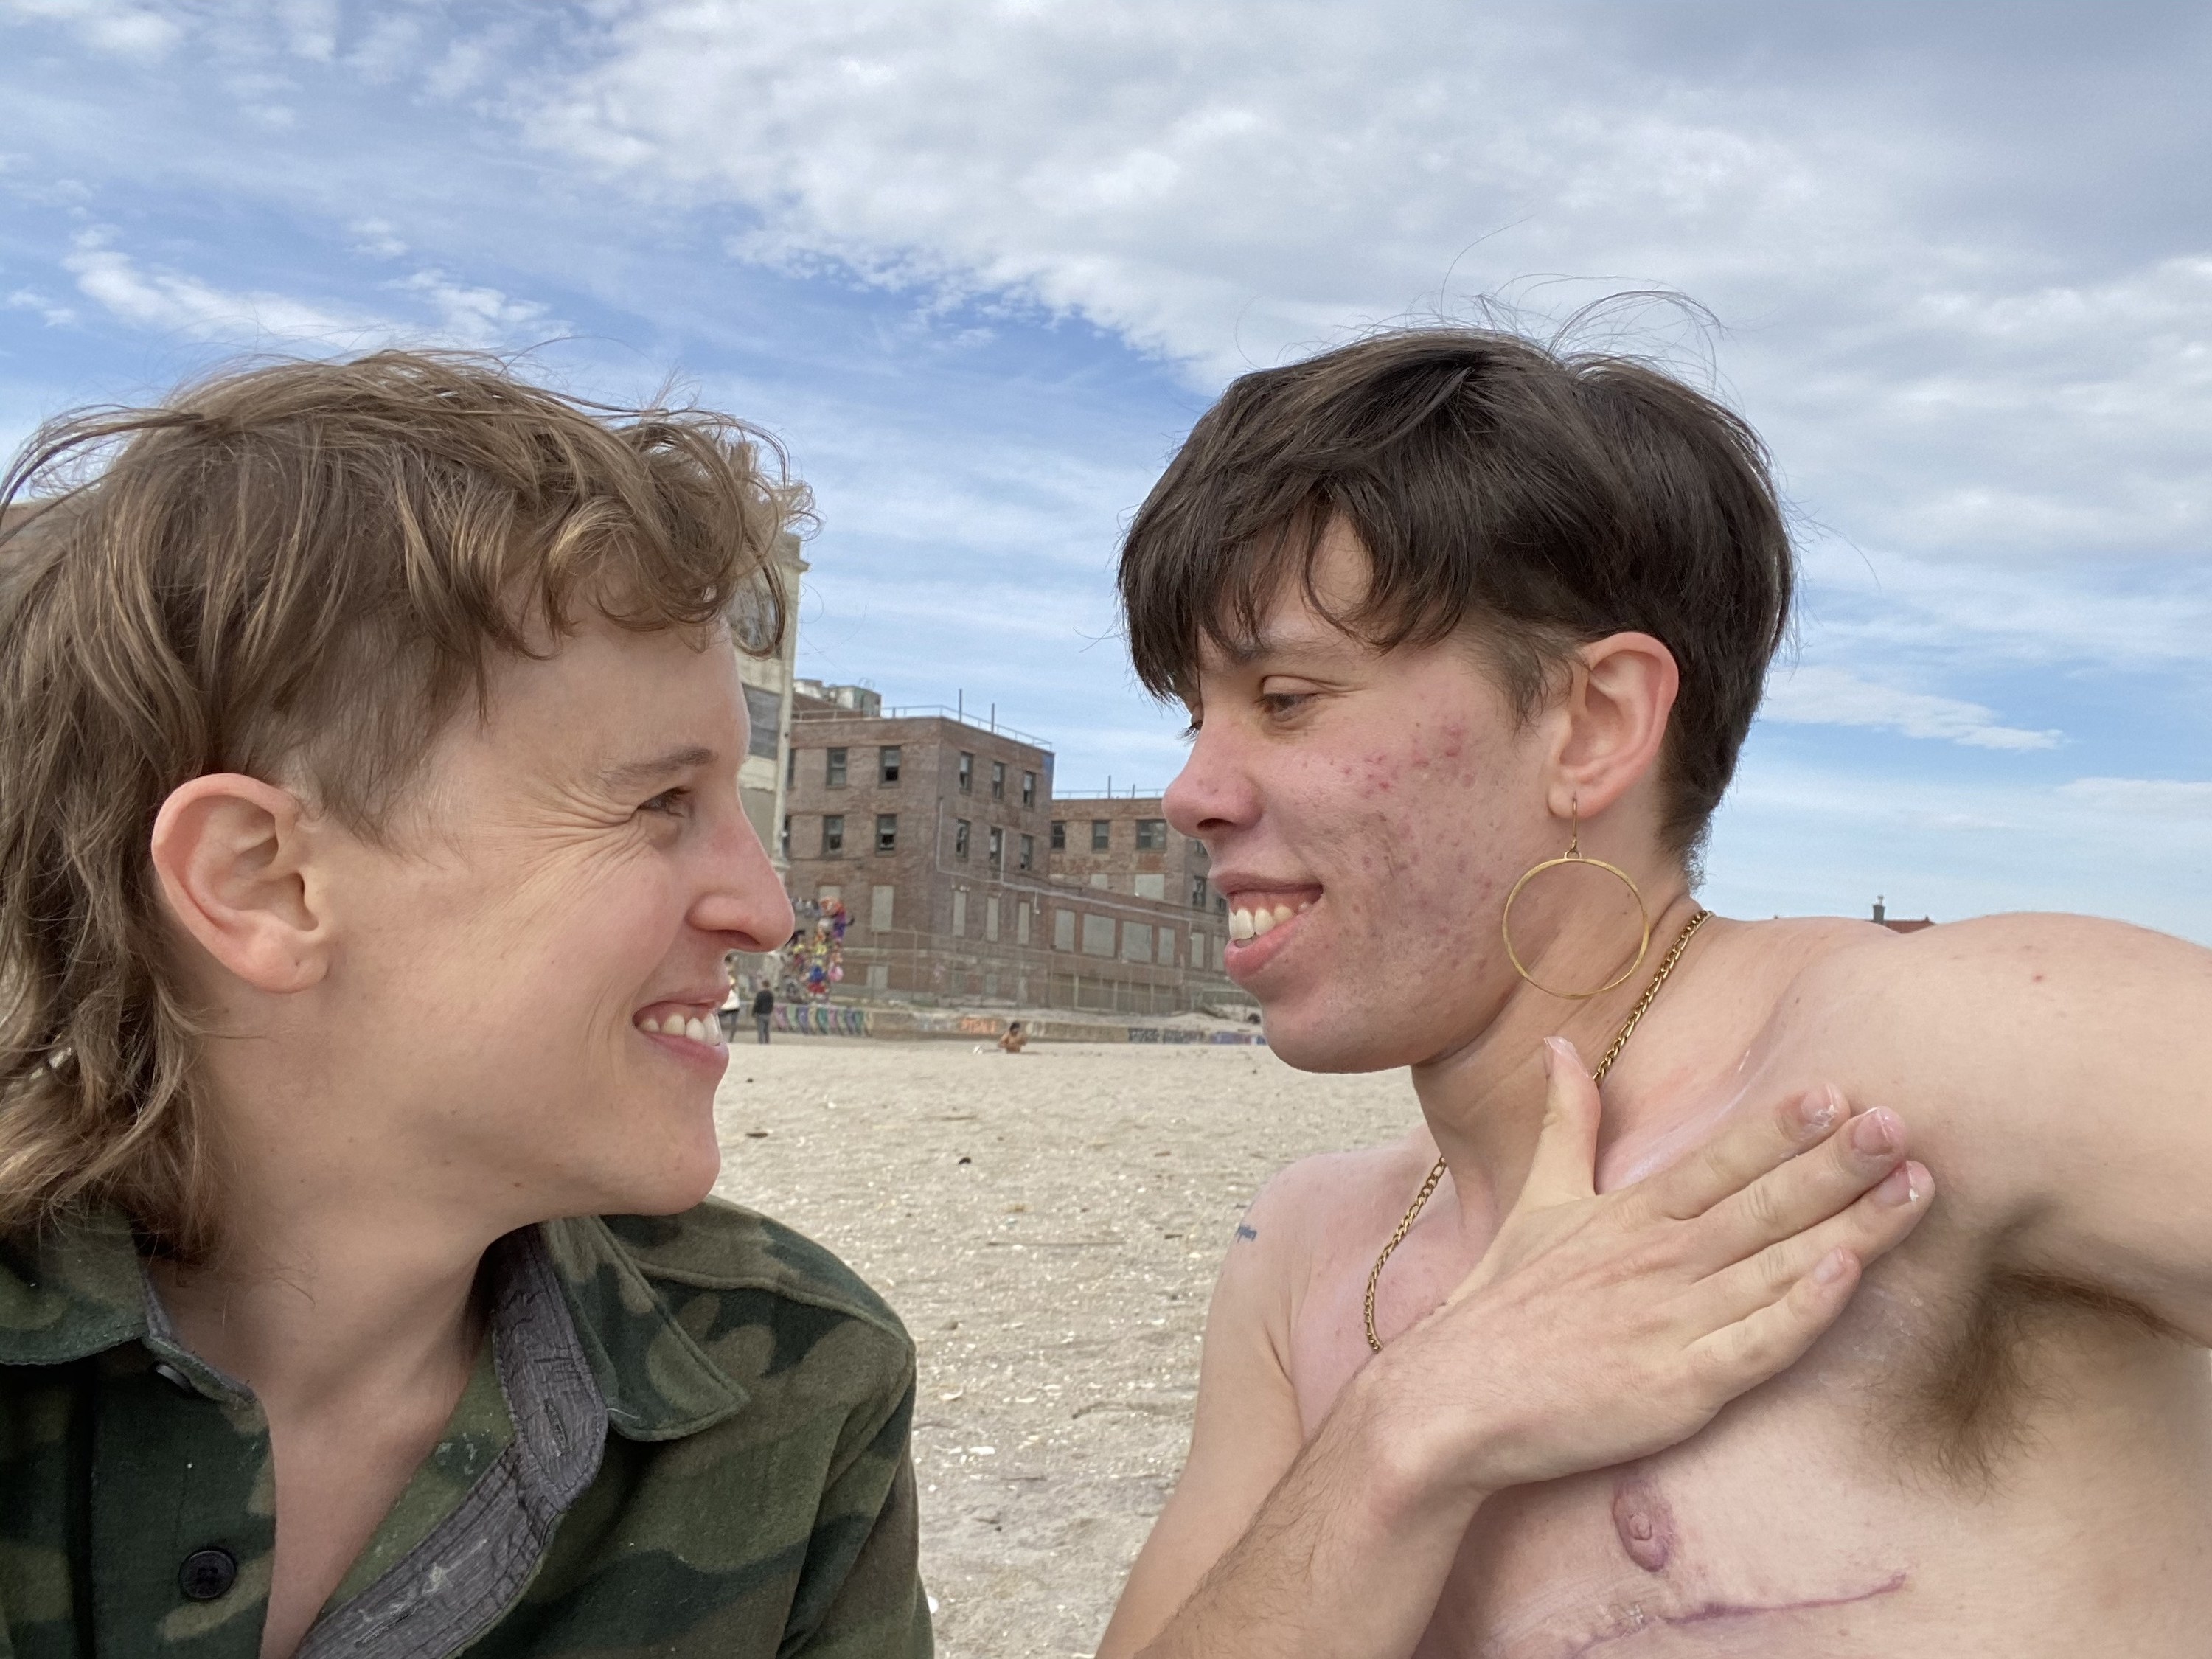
[4,0,2209,939]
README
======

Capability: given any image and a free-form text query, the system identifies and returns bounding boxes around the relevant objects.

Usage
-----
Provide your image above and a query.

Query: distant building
[734,533,809,871]
[1871,897,1935,934]
[780,695,1244,1014]
[1048,791,1220,917]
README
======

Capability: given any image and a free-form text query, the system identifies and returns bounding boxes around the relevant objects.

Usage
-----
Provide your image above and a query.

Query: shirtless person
[1101,329,2212,1656]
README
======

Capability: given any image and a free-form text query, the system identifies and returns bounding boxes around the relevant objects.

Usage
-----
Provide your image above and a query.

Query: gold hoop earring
[1500,800,1652,1001]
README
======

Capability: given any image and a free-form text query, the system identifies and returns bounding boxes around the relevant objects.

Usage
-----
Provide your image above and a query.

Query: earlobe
[149,775,330,995]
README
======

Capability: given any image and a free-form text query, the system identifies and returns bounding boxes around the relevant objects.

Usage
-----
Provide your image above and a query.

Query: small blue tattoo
[1234,1223,1259,1242]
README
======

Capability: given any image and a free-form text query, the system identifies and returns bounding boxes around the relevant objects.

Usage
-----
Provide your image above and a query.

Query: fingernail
[1873,1163,1916,1206]
[1793,1088,1840,1136]
[1851,1110,1899,1158]
[1543,1036,1575,1074]
[1813,1248,1851,1285]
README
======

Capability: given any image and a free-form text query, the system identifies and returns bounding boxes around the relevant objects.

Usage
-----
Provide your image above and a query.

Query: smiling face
[1164,524,1568,1073]
[305,616,795,1224]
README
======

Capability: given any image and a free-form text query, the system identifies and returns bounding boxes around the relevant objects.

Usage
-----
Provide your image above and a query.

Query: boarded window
[1134,873,1165,900]
[1191,929,1206,967]
[1156,930,1175,964]
[952,890,968,936]
[984,895,1001,942]
[1018,901,1033,945]
[742,684,781,759]
[1121,922,1152,962]
[870,884,895,932]
[1054,908,1076,952]
[1081,914,1116,958]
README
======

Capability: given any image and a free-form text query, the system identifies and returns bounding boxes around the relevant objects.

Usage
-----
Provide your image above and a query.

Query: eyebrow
[1220,622,1358,668]
[594,745,716,793]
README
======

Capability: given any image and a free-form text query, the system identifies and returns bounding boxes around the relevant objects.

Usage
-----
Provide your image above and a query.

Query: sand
[710,1037,1419,1658]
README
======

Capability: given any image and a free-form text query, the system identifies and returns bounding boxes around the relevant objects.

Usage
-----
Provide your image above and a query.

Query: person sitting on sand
[998,1021,1029,1054]
[0,355,926,1657]
[1101,326,2212,1658]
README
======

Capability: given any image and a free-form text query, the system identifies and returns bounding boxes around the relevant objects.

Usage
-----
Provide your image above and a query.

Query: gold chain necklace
[1363,908,1711,1354]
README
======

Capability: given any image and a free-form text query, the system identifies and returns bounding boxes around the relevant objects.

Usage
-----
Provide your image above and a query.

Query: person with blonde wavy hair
[0,355,927,1658]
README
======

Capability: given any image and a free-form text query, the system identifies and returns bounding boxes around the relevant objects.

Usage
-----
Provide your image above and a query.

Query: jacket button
[178,1548,238,1601]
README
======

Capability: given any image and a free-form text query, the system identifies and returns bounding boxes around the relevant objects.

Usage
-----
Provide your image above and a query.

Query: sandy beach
[710,1037,1419,1658]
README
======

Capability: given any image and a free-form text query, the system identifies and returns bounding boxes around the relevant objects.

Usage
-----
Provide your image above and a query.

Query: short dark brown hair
[1119,327,1793,857]
[0,350,804,1258]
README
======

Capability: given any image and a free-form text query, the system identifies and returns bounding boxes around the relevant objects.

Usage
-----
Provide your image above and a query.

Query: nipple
[1610,1471,1675,1573]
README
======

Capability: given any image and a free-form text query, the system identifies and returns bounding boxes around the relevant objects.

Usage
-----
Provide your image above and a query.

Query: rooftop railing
[790,703,1052,750]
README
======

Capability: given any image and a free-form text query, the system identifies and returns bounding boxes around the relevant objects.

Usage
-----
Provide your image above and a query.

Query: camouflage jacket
[0,1200,932,1659]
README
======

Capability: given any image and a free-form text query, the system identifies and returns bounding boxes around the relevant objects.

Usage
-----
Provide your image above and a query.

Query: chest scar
[1571,1572,1911,1654]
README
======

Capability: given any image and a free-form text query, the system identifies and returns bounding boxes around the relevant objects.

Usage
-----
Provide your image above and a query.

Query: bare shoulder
[1234,1124,1442,1267]
[1741,913,2212,1211]
[1773,911,2212,1050]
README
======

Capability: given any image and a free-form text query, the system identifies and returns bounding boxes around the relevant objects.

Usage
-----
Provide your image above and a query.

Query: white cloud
[2058,777,2212,821]
[521,0,2212,568]
[387,270,557,349]
[62,231,375,341]
[4,288,75,326]
[1759,665,2062,751]
[6,0,183,58]
[58,232,561,350]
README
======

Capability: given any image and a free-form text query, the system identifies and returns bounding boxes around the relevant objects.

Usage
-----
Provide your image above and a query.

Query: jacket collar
[0,1206,149,1366]
[0,1210,747,1442]
[539,1213,749,1441]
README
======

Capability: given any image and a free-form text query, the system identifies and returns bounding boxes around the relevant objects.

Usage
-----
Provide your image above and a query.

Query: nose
[692,806,796,951]
[1163,723,1259,848]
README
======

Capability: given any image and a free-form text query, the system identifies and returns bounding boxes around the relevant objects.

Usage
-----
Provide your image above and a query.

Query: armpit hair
[1905,1265,2185,1492]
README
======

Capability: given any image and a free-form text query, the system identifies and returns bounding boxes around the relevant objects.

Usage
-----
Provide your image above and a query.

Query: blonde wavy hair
[0,351,804,1260]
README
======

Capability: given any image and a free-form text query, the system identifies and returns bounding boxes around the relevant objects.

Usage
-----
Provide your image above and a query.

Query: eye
[1259,692,1312,720]
[639,787,691,818]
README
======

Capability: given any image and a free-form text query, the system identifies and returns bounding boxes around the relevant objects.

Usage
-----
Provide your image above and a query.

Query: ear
[149,774,331,995]
[1545,632,1680,822]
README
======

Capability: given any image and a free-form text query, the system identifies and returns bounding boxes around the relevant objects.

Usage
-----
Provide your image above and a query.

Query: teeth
[1272,905,1293,928]
[1251,908,1278,936]
[1296,900,1312,914]
[1230,911,1254,942]
[640,1015,664,1034]
[685,1017,711,1043]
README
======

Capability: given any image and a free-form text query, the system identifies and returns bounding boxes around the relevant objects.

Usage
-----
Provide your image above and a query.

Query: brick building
[780,692,1244,1014]
[734,533,808,867]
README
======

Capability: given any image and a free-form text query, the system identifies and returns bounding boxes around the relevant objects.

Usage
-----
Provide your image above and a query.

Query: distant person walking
[751,980,776,1045]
